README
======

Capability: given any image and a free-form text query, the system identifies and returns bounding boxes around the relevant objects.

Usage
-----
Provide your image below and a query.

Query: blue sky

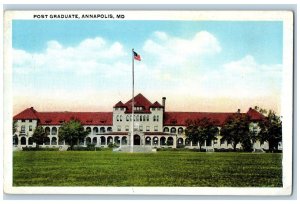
[12,20,283,114]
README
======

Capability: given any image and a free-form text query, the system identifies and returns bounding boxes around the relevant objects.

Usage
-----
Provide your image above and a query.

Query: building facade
[13,93,275,151]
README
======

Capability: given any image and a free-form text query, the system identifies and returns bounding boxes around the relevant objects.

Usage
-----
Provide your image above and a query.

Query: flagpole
[131,48,134,153]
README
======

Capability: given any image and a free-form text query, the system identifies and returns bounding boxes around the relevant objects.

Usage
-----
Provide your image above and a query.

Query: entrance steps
[115,145,155,153]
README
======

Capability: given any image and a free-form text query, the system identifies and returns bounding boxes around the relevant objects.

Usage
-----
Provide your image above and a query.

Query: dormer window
[134,107,143,111]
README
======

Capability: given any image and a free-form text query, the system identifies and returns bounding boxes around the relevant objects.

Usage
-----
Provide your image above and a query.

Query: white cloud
[13,37,128,77]
[143,31,221,67]
[175,55,282,99]
[12,33,282,114]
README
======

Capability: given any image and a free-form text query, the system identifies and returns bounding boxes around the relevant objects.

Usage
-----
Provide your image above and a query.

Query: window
[146,126,150,131]
[146,115,149,121]
[117,126,121,131]
[206,140,212,146]
[171,127,176,133]
[120,115,122,122]
[86,127,91,133]
[29,119,32,122]
[163,127,169,132]
[21,125,25,132]
[51,127,57,135]
[116,115,119,121]
[157,115,159,122]
[22,120,25,122]
[139,125,143,131]
[140,115,143,121]
[136,115,139,122]
[153,115,156,122]
[178,127,183,134]
[126,115,129,121]
[130,115,132,121]
[29,125,32,131]
[143,115,146,121]
[100,127,105,133]
[125,125,129,131]
[154,126,158,132]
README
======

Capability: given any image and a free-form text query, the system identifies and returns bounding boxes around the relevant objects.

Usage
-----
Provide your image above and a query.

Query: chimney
[237,109,241,113]
[162,97,166,109]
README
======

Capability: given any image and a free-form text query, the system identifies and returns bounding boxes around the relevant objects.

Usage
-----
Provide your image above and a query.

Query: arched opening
[167,137,174,146]
[44,137,50,145]
[206,139,212,146]
[163,127,169,133]
[86,127,91,133]
[51,137,57,145]
[107,127,112,132]
[185,138,191,146]
[92,137,97,144]
[134,135,141,145]
[86,137,91,145]
[21,137,26,145]
[114,136,120,145]
[13,135,18,145]
[100,127,105,133]
[170,127,176,134]
[153,137,159,146]
[145,137,151,145]
[107,136,113,145]
[28,137,33,145]
[160,137,166,146]
[79,137,84,145]
[51,127,57,135]
[100,136,106,145]
[93,127,98,135]
[178,127,184,135]
[121,136,127,145]
[177,138,184,146]
[45,127,50,135]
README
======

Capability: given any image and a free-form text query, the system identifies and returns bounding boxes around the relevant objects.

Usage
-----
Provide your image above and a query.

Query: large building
[13,93,272,151]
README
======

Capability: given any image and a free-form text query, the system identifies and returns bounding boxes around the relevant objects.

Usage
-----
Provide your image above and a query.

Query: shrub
[107,143,118,148]
[70,144,103,151]
[22,147,59,151]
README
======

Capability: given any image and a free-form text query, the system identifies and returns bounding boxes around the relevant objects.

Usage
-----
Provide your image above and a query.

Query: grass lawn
[13,150,282,187]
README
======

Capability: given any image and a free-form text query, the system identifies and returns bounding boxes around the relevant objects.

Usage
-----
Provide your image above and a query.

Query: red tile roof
[113,101,126,108]
[13,107,39,120]
[124,93,153,113]
[37,112,113,125]
[163,112,234,126]
[246,108,265,121]
[13,108,113,126]
[150,101,164,108]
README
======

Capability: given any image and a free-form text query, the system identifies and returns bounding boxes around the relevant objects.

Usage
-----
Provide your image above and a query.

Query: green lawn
[13,150,282,187]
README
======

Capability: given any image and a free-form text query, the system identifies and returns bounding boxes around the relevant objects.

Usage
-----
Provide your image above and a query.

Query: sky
[12,20,283,114]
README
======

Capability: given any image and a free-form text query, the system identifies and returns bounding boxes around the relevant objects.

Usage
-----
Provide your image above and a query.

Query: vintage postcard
[3,10,293,195]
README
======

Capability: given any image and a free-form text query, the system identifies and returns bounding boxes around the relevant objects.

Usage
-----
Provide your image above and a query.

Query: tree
[255,107,282,152]
[32,126,48,148]
[185,117,219,151]
[220,113,251,151]
[58,120,89,150]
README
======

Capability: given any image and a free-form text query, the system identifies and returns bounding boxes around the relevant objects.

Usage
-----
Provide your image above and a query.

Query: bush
[22,147,59,151]
[107,143,118,148]
[69,144,103,151]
